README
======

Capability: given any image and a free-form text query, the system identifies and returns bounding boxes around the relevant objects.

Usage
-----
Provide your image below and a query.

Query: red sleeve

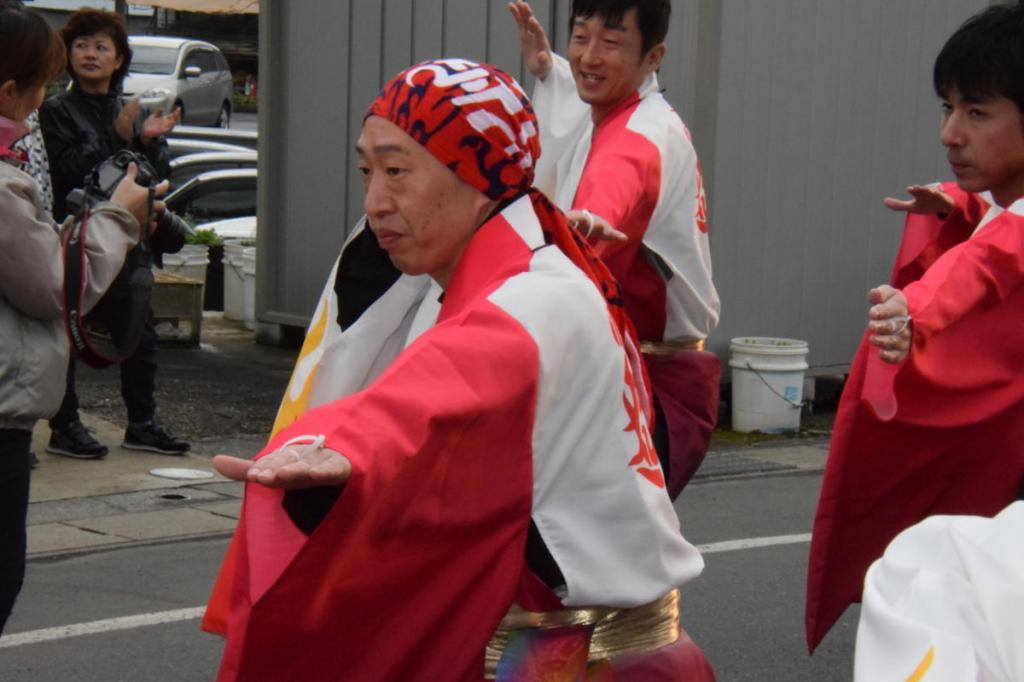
[219,302,542,682]
[905,213,1023,340]
[889,184,989,289]
[864,213,1024,421]
[572,129,660,258]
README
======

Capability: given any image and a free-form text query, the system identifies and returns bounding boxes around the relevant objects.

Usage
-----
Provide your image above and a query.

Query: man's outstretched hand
[566,209,628,242]
[883,184,955,215]
[213,445,351,490]
[508,1,553,80]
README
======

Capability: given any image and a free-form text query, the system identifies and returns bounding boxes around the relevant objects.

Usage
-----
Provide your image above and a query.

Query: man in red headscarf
[208,59,713,681]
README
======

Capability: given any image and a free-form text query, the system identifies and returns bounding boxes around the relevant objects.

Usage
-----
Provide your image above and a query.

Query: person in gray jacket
[0,2,165,635]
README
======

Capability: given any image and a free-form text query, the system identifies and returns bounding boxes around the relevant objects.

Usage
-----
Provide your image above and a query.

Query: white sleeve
[854,502,1024,682]
[532,54,591,199]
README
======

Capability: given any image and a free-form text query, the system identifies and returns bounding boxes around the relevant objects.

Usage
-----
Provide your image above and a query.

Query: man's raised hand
[508,1,553,80]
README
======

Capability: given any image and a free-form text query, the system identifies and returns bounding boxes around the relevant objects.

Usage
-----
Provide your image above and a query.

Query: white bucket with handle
[223,242,247,321]
[729,337,809,433]
[241,246,256,330]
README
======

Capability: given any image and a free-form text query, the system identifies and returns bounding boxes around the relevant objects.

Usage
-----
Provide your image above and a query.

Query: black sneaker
[122,419,190,455]
[46,421,109,459]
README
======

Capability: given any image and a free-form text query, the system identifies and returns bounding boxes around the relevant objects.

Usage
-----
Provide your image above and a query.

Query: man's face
[357,116,496,287]
[69,32,123,91]
[567,7,664,123]
[940,89,1024,207]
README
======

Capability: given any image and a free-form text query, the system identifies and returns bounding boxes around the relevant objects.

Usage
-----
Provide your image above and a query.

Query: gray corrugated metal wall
[707,0,987,367]
[258,0,987,367]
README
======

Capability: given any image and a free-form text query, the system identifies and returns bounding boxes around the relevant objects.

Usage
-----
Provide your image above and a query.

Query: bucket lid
[730,336,809,354]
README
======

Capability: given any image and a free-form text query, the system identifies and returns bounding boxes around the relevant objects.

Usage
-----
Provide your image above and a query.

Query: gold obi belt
[484,589,681,678]
[640,339,705,355]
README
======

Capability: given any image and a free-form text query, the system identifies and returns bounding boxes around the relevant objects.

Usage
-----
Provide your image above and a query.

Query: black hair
[61,7,132,90]
[570,0,671,56]
[0,4,66,90]
[934,3,1024,117]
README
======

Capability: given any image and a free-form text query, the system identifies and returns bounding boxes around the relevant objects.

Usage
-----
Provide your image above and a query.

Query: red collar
[0,116,30,164]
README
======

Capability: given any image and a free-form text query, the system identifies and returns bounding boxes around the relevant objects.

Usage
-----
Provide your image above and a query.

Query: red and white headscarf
[367,58,538,201]
[366,59,651,415]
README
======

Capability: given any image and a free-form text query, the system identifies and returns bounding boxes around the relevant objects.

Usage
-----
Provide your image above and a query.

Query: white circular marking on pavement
[149,467,216,480]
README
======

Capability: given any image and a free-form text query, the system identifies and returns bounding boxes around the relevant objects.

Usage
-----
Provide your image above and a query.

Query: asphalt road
[230,111,257,132]
[1,471,857,681]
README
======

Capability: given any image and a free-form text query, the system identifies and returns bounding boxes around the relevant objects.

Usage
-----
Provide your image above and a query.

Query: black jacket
[39,85,182,297]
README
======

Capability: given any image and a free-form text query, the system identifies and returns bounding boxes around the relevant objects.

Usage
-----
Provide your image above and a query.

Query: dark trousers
[0,428,32,636]
[50,299,158,429]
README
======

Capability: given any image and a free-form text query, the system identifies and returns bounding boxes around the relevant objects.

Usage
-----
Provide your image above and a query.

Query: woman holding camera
[1,2,164,635]
[40,7,189,459]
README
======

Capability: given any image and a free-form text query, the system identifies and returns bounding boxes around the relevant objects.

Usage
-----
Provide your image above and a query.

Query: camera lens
[156,210,193,241]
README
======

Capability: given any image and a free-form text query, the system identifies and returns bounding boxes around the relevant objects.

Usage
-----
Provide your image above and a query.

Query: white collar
[973,195,1024,237]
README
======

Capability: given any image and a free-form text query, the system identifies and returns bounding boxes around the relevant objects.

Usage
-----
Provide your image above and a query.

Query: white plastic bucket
[729,337,809,433]
[241,246,256,330]
[159,244,209,284]
[222,242,247,321]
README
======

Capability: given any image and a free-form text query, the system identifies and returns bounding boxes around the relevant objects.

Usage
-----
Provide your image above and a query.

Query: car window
[197,51,219,73]
[177,184,258,224]
[130,45,179,75]
[214,52,230,72]
[183,49,202,74]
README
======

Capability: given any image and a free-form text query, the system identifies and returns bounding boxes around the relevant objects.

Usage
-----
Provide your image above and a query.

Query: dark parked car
[165,167,257,225]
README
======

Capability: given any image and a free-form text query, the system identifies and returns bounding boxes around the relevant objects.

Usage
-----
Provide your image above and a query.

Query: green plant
[231,91,258,114]
[186,227,224,246]
[238,238,257,247]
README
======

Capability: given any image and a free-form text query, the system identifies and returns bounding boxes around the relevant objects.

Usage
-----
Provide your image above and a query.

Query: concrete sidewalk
[26,313,287,559]
[28,416,243,558]
[25,314,832,559]
[27,429,830,560]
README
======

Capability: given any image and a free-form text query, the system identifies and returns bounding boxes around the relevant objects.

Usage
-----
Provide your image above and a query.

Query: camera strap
[62,205,154,369]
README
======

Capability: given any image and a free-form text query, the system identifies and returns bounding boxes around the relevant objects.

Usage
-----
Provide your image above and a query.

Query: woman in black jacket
[39,7,190,458]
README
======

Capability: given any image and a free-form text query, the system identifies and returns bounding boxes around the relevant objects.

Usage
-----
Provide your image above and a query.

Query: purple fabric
[646,351,721,499]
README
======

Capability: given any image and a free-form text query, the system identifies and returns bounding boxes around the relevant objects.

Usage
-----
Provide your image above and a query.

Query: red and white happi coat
[532,54,719,343]
[806,188,1024,651]
[214,196,703,681]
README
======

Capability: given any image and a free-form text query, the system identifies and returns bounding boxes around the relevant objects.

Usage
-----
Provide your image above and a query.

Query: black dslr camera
[62,150,190,368]
[66,149,191,245]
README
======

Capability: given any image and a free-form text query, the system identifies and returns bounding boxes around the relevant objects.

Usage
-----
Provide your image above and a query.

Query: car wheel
[216,102,231,129]
[174,100,185,123]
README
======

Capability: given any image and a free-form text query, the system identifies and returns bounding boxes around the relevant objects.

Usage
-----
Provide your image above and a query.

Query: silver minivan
[123,36,234,127]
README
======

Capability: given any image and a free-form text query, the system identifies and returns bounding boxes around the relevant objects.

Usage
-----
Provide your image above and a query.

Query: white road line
[698,532,812,554]
[0,533,815,649]
[0,606,205,649]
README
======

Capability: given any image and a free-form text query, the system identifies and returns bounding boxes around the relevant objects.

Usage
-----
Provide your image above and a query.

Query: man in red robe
[806,3,1024,652]
[509,1,721,497]
[209,60,714,681]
